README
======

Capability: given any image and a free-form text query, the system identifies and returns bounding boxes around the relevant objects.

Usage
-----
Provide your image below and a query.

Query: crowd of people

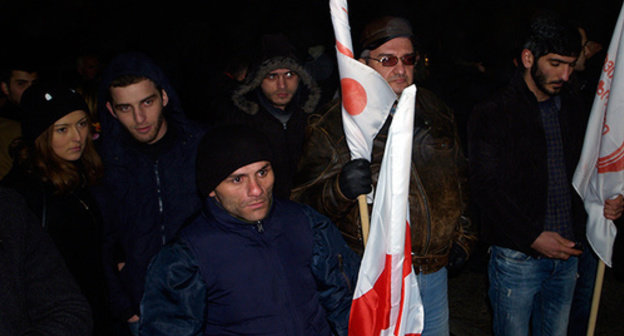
[0,7,622,336]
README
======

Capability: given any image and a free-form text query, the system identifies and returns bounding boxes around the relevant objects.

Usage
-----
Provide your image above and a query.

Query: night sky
[2,0,623,107]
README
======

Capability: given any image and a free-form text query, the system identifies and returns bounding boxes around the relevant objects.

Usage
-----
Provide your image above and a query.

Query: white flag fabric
[349,85,424,336]
[572,4,624,267]
[330,0,396,162]
[328,1,424,335]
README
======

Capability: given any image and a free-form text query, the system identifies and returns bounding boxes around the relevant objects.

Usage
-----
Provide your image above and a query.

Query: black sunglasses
[367,54,417,67]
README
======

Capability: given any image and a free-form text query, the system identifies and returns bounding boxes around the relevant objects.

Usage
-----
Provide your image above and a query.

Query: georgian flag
[573,3,624,267]
[329,0,424,334]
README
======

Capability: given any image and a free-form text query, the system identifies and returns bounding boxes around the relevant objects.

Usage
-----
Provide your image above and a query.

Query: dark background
[2,1,621,59]
[2,0,623,119]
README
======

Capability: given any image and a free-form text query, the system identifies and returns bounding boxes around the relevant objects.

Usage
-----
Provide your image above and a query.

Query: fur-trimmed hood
[231,51,320,116]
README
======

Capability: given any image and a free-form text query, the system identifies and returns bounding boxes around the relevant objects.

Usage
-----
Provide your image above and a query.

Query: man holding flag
[469,12,623,335]
[293,16,475,335]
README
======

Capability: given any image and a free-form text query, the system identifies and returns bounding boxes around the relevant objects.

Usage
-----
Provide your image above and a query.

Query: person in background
[0,59,38,179]
[74,52,103,121]
[222,33,321,198]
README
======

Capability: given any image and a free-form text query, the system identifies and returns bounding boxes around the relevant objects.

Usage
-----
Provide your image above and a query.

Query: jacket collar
[204,196,281,239]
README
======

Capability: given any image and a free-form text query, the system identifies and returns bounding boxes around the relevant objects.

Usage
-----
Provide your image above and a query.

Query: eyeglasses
[366,54,417,67]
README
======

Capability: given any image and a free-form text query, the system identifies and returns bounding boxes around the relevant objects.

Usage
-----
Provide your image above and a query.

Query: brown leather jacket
[292,87,476,274]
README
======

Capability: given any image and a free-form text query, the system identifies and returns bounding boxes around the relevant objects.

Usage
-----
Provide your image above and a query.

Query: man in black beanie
[139,124,359,336]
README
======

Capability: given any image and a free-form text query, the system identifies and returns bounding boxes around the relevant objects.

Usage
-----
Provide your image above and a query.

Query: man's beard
[531,63,564,97]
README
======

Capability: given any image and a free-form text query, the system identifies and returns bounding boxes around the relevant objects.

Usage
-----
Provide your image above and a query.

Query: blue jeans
[416,267,449,336]
[488,246,578,336]
[568,246,598,336]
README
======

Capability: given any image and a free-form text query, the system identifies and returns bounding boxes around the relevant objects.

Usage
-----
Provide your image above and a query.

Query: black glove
[339,158,372,200]
[446,242,469,278]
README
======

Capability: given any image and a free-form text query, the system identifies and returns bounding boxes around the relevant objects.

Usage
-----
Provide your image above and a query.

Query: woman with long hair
[1,83,111,335]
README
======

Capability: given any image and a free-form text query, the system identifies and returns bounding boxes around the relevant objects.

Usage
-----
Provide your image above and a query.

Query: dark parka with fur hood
[93,52,206,321]
[223,34,321,198]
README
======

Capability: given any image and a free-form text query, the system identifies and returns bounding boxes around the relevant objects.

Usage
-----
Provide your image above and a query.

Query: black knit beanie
[20,84,89,143]
[196,124,274,198]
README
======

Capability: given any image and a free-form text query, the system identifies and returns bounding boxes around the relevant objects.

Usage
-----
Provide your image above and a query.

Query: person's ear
[0,82,8,96]
[521,49,534,69]
[106,101,118,119]
[161,89,169,107]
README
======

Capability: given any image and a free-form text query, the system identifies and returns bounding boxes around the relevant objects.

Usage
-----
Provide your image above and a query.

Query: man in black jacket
[94,52,205,335]
[469,13,623,335]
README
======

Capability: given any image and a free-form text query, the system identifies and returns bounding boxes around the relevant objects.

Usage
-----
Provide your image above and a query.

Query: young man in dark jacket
[93,52,205,335]
[469,13,622,335]
[140,125,359,336]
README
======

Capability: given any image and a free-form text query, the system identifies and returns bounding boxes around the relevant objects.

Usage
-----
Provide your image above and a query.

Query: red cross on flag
[573,3,624,267]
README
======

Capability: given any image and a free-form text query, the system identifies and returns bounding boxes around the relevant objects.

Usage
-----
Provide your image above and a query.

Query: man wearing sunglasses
[293,16,475,335]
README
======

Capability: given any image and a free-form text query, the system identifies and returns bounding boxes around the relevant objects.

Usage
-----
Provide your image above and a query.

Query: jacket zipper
[154,161,165,245]
[337,254,352,291]
[255,220,264,233]
[78,198,89,210]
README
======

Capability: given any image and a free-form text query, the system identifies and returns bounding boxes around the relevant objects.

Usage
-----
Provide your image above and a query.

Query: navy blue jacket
[139,198,359,336]
[93,52,206,320]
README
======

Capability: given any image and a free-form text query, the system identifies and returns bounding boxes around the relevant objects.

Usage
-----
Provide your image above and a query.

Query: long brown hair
[11,113,103,194]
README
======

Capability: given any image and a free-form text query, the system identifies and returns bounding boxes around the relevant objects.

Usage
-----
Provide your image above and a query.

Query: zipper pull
[78,198,89,210]
[255,221,264,233]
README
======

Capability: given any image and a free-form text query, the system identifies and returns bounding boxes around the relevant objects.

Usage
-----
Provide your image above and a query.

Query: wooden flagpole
[586,260,606,336]
[358,194,370,247]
